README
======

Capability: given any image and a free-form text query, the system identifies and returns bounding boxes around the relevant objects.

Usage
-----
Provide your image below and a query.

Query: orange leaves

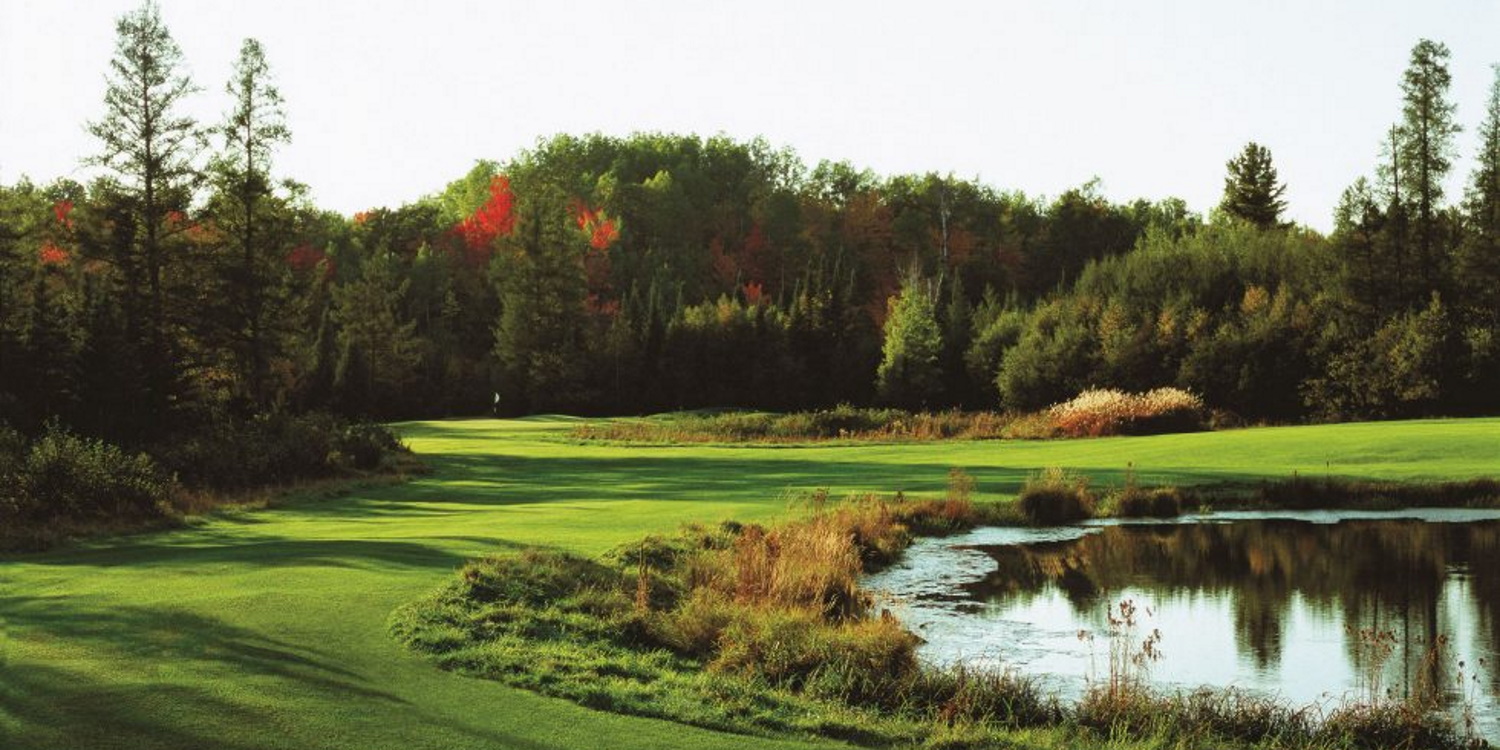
[42,200,76,265]
[38,241,71,266]
[286,244,334,279]
[743,281,766,306]
[52,200,74,229]
[570,199,619,251]
[457,176,516,254]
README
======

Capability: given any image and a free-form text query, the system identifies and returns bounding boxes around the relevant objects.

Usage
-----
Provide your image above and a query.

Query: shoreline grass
[392,489,1487,749]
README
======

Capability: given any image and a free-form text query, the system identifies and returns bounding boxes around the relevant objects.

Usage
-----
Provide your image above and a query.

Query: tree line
[3,2,1499,446]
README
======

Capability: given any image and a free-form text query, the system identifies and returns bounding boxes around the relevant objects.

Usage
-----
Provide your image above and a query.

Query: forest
[2,4,1499,450]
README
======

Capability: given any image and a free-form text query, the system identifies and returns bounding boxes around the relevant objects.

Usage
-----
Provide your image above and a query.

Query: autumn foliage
[38,242,71,267]
[455,175,516,264]
[571,200,619,250]
[286,244,333,279]
[52,200,74,229]
[1047,387,1206,437]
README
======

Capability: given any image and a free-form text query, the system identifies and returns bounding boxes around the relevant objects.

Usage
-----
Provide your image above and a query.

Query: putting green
[2,416,1496,749]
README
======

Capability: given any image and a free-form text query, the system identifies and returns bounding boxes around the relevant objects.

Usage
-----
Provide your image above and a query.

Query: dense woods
[3,3,1500,452]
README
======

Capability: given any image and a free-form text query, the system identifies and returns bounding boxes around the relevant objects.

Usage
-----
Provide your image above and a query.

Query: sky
[2,1,1498,232]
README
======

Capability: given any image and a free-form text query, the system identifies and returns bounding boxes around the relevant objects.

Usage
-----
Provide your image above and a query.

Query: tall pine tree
[207,38,293,410]
[86,0,201,426]
[1218,142,1288,228]
[1397,39,1461,294]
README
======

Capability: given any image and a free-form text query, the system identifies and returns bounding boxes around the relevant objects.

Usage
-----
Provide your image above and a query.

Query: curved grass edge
[388,488,1489,750]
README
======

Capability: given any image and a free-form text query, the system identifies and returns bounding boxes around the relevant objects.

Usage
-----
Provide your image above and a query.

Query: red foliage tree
[38,241,71,266]
[52,200,75,229]
[455,175,516,265]
[286,243,334,279]
[570,199,619,251]
[743,281,766,306]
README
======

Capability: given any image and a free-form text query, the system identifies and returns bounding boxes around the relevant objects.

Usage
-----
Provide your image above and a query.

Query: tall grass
[1017,467,1097,524]
[392,477,1489,750]
[1047,387,1206,438]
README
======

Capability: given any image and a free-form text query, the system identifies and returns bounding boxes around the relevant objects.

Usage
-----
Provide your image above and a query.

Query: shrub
[15,423,172,523]
[1047,387,1205,438]
[1110,485,1186,518]
[1016,467,1095,525]
[337,421,405,469]
[154,413,406,489]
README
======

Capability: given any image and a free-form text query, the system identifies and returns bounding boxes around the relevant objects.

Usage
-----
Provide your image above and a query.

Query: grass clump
[1103,468,1189,518]
[1047,387,1206,438]
[1017,467,1097,525]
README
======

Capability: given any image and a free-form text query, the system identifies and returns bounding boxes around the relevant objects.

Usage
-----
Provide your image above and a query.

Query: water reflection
[864,511,1500,740]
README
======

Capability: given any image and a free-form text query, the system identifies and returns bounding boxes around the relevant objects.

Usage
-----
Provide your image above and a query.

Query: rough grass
[1017,467,1098,524]
[570,406,1053,443]
[392,495,1483,750]
[2,415,1498,750]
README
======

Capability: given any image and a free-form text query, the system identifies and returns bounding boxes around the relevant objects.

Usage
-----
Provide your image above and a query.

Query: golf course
[3,416,1498,750]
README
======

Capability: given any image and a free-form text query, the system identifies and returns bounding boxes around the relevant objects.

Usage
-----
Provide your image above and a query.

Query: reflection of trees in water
[967,520,1500,700]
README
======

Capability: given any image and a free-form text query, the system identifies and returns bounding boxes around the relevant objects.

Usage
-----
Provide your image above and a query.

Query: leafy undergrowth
[390,486,1485,750]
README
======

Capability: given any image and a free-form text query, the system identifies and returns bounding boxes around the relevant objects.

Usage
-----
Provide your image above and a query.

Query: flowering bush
[1048,387,1205,438]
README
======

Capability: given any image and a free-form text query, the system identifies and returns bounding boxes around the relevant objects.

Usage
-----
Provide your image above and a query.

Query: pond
[864,510,1500,740]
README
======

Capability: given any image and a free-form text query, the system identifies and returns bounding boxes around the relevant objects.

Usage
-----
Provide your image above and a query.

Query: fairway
[2,417,1498,750]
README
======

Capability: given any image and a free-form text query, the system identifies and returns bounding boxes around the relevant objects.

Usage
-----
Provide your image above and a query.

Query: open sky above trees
[3,0,1499,231]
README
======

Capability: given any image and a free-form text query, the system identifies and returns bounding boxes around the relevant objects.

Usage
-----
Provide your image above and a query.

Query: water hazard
[864,510,1500,740]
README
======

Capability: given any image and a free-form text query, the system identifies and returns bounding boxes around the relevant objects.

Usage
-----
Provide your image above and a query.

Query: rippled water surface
[864,510,1500,740]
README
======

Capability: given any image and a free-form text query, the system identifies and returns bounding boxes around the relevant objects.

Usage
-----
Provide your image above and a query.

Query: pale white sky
[2,1,1497,231]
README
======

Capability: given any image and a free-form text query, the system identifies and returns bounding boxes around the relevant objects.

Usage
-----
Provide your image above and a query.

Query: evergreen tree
[875,274,943,408]
[1397,39,1461,292]
[1218,142,1288,228]
[493,194,590,413]
[1457,65,1500,324]
[331,253,421,417]
[86,0,202,423]
[207,38,292,410]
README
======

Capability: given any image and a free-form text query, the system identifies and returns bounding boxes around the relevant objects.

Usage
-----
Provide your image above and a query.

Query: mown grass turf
[2,416,1497,750]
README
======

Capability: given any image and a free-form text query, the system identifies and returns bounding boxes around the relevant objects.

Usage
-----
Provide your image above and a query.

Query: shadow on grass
[21,535,488,570]
[0,595,565,750]
[300,450,1294,512]
[0,660,275,750]
[2,595,399,699]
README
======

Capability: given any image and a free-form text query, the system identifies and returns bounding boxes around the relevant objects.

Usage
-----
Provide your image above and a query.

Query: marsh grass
[1047,388,1206,439]
[1017,467,1097,524]
[1255,475,1500,510]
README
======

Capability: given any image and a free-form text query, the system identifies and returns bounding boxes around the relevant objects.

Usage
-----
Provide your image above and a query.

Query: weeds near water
[1017,467,1096,525]
[392,488,1490,750]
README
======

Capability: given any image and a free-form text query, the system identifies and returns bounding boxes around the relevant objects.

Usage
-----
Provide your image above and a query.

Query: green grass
[2,416,1498,750]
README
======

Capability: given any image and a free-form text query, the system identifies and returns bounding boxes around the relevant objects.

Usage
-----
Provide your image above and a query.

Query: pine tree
[86,0,201,420]
[1218,142,1288,228]
[1457,64,1500,324]
[493,194,589,413]
[1397,39,1461,293]
[208,38,292,410]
